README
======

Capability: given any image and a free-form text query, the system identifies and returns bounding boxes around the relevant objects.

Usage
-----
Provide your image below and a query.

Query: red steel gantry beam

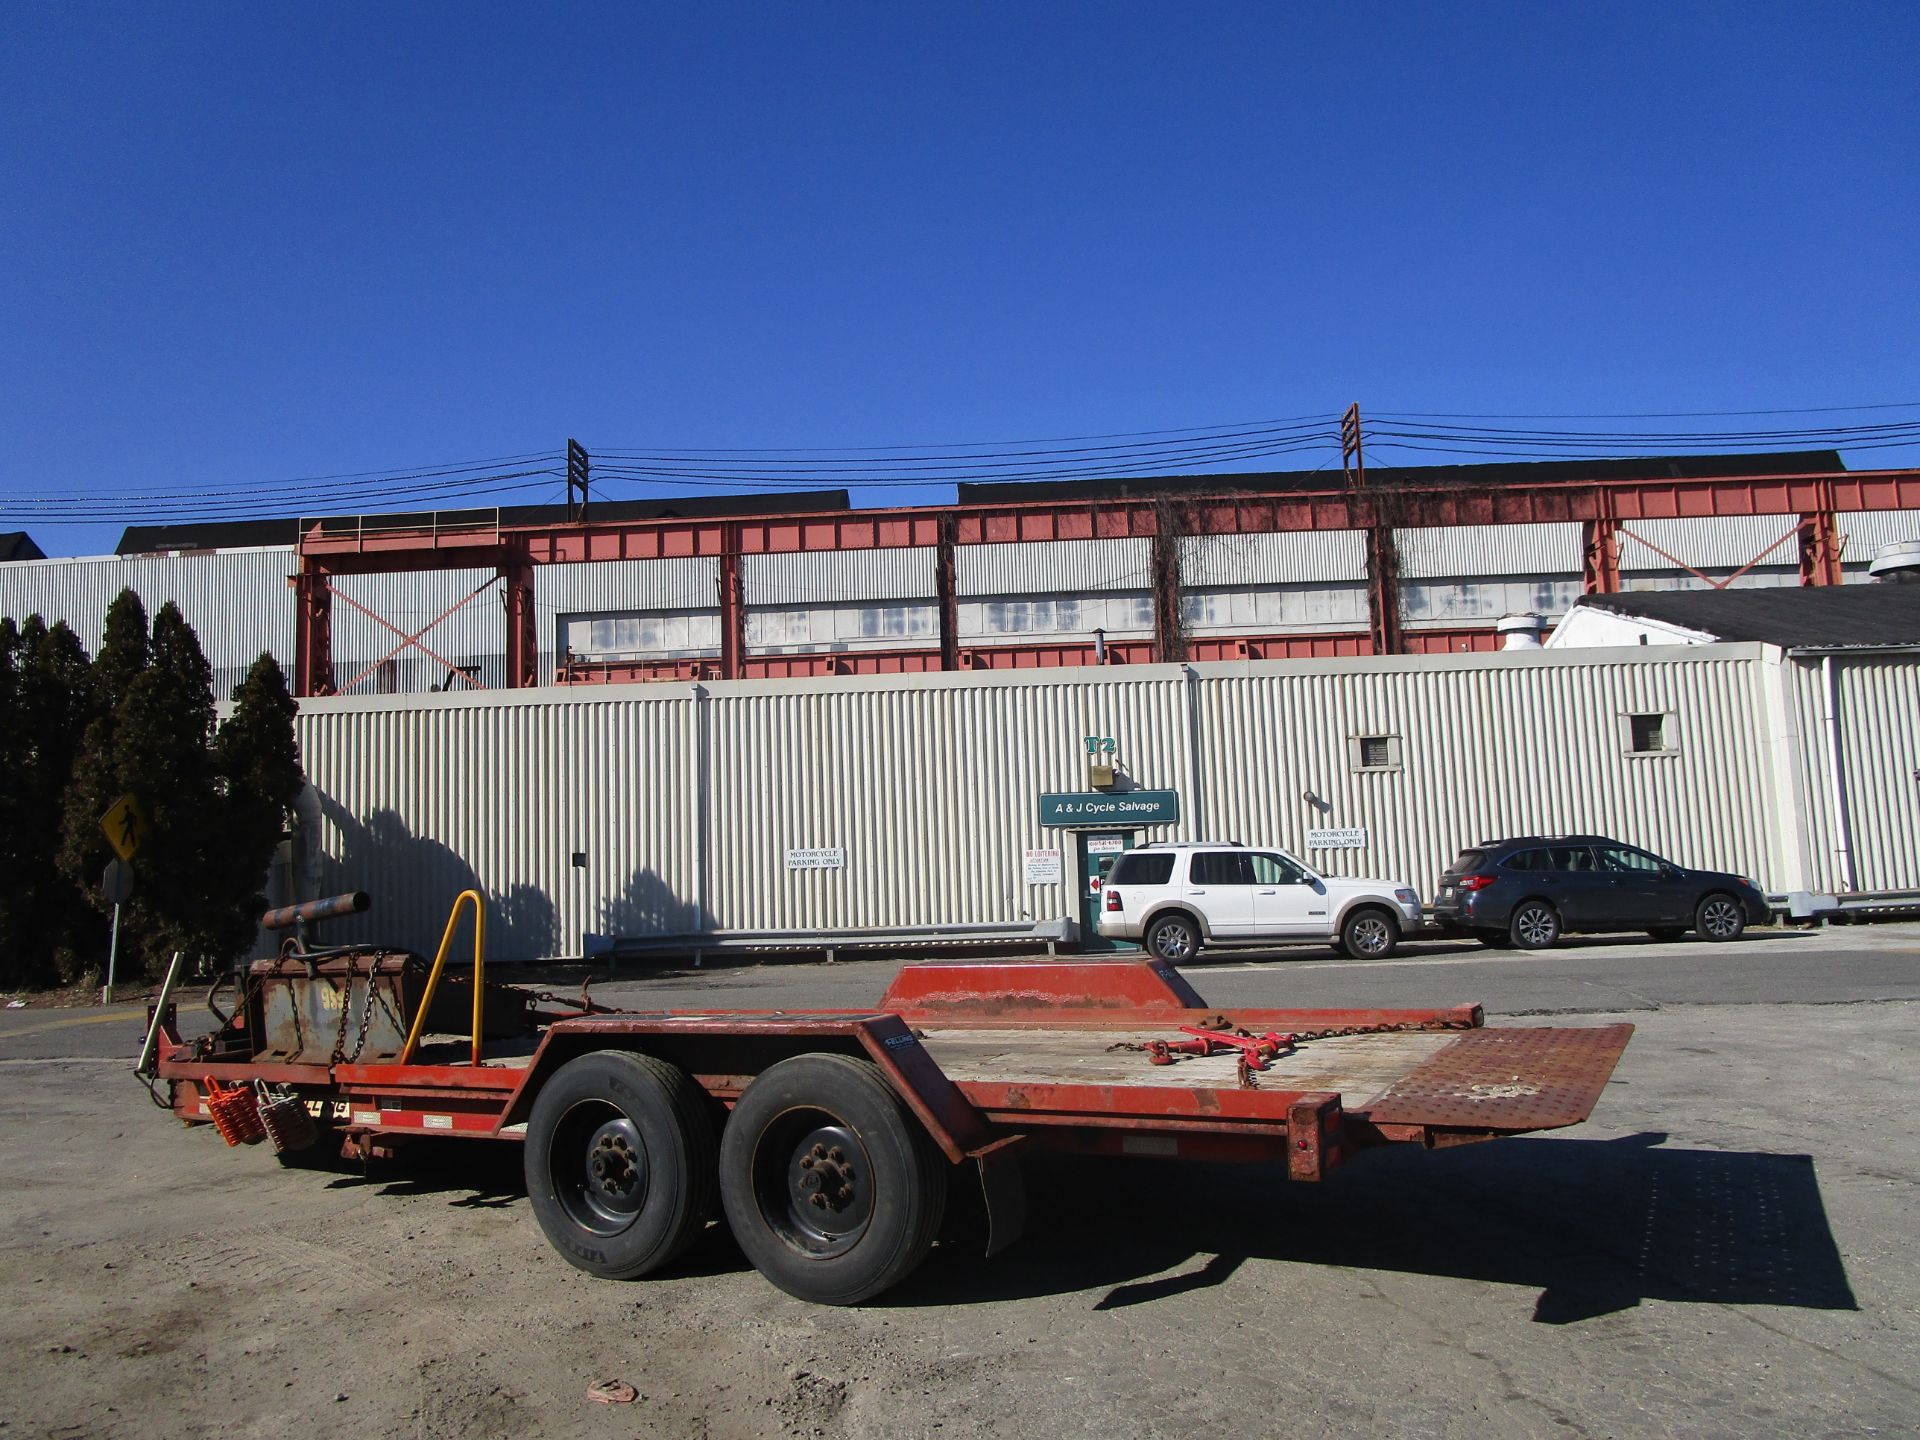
[293,465,1920,695]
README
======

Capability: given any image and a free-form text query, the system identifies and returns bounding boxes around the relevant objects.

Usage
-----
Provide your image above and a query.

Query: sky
[3,3,1918,557]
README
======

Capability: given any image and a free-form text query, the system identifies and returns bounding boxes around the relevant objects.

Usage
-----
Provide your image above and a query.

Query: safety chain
[329,954,387,1069]
[1106,1014,1477,1060]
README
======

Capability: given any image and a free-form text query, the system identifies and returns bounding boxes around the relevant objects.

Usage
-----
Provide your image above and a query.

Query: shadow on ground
[907,1130,1855,1321]
[323,1129,1852,1323]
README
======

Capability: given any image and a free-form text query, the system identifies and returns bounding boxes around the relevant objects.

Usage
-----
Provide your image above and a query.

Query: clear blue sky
[3,3,1917,557]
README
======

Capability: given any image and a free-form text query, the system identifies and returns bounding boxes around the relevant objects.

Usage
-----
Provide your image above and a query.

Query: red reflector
[1104,889,1123,911]
[1457,874,1498,892]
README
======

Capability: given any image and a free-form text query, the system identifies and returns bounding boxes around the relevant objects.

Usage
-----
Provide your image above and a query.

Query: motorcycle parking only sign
[1305,828,1368,849]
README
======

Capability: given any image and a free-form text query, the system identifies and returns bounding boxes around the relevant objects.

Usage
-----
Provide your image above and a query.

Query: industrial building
[4,449,1917,960]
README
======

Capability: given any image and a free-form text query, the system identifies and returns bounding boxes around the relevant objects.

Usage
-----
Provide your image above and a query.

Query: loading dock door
[1077,830,1137,951]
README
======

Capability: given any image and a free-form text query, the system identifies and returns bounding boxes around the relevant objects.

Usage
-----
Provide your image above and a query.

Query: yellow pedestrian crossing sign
[102,793,149,861]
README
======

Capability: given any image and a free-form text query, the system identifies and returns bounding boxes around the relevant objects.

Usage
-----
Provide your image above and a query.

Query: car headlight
[1394,887,1419,907]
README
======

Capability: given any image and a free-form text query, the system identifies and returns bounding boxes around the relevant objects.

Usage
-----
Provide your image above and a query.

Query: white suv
[1096,841,1423,961]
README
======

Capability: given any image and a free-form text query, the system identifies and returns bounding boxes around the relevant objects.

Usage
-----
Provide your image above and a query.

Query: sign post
[100,858,135,1005]
[98,796,147,1006]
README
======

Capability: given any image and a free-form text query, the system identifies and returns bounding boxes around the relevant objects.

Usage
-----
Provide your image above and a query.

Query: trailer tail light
[1456,874,1499,892]
[1104,889,1123,911]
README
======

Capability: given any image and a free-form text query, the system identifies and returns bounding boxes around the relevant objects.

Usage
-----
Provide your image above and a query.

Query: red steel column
[719,524,745,679]
[1364,520,1403,656]
[1151,507,1186,663]
[503,557,538,687]
[1798,509,1844,586]
[292,566,335,697]
[936,512,959,671]
[1582,515,1622,594]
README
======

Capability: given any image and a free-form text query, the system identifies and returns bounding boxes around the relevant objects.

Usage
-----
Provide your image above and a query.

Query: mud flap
[974,1136,1027,1257]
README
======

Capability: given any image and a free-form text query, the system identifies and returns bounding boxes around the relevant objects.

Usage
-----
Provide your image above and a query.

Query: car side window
[1502,848,1546,872]
[1189,851,1253,885]
[1549,845,1597,872]
[1249,853,1304,885]
[1109,853,1174,885]
[1597,846,1661,873]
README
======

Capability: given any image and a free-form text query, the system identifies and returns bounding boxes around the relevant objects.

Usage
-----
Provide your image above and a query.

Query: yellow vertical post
[399,890,487,1066]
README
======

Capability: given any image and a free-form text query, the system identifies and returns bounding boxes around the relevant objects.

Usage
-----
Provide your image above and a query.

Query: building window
[1351,734,1401,773]
[1628,712,1671,754]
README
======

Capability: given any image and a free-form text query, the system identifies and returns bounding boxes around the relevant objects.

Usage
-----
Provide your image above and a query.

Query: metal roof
[1573,585,1920,648]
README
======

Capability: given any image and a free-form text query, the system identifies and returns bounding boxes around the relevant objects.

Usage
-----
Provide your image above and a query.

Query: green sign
[1038,789,1180,828]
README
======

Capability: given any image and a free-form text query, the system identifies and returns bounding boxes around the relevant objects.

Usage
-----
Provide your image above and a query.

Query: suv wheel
[1695,894,1746,942]
[1339,908,1399,959]
[1145,914,1199,963]
[1509,900,1561,950]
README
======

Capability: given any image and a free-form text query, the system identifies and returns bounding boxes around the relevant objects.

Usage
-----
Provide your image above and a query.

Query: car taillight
[1457,874,1499,892]
[1104,889,1123,912]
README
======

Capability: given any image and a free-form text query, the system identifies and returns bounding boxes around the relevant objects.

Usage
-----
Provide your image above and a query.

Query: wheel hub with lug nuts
[781,1122,873,1248]
[586,1121,644,1205]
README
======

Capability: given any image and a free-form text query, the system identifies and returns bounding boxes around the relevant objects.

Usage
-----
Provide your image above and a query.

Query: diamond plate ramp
[1359,1023,1634,1133]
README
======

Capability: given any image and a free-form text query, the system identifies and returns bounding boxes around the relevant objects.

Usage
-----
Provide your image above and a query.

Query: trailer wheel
[719,1053,945,1305]
[525,1050,717,1280]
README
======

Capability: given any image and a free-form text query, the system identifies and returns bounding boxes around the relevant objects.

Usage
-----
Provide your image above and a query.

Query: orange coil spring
[204,1076,266,1147]
[255,1084,318,1154]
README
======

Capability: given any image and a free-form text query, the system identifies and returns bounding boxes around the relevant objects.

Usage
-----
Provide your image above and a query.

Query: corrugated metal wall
[1618,515,1806,572]
[300,691,699,959]
[958,538,1152,595]
[1789,656,1920,893]
[292,647,1795,959]
[0,547,295,695]
[1395,523,1581,579]
[1181,531,1364,586]
[745,549,935,605]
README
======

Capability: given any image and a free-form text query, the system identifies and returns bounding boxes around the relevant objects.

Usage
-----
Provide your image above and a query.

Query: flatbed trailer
[143,934,1632,1305]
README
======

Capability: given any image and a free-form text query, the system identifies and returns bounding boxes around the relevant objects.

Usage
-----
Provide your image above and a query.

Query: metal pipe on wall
[1822,654,1857,892]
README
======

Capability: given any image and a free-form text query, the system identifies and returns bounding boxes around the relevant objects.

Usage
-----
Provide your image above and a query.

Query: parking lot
[5,924,1918,1439]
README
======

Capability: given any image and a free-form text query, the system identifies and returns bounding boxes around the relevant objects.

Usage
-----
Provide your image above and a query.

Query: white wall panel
[1180,531,1364,586]
[1191,654,1782,893]
[1790,656,1920,893]
[745,549,935,605]
[958,539,1151,596]
[1395,524,1581,579]
[297,690,700,958]
[292,648,1806,960]
[1402,578,1583,625]
[1182,584,1368,634]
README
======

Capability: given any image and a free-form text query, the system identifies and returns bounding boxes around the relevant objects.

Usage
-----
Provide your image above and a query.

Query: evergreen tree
[57,589,152,954]
[211,653,306,960]
[107,603,220,976]
[0,618,25,986]
[1,617,97,987]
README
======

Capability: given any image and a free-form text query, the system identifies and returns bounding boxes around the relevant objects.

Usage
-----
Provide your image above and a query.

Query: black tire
[1476,929,1513,948]
[719,1053,945,1305]
[1339,907,1399,959]
[1695,893,1746,942]
[1647,927,1687,942]
[1145,913,1200,963]
[1509,900,1561,950]
[525,1050,718,1280]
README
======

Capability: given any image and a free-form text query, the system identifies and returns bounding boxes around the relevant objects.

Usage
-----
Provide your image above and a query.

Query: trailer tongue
[144,949,1631,1305]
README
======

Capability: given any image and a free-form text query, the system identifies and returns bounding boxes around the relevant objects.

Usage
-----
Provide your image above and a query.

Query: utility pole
[1342,404,1404,656]
[566,439,591,522]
